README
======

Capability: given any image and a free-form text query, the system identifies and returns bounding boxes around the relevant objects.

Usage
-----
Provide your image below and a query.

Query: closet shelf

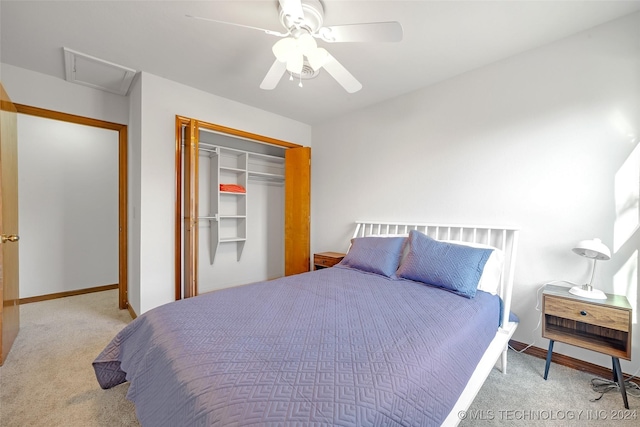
[209,145,250,264]
[205,143,284,264]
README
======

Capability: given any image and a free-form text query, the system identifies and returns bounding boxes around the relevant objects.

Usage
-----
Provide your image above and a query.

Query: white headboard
[352,221,520,329]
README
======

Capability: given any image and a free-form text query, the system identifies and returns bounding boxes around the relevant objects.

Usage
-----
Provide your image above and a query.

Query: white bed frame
[352,221,520,427]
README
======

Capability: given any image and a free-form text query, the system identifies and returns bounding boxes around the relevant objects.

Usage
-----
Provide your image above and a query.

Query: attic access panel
[63,48,136,96]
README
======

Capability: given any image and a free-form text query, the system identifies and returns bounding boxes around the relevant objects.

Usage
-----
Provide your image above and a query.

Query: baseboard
[19,284,118,305]
[509,340,634,381]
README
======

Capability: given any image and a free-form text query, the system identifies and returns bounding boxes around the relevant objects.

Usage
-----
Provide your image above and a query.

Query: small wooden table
[542,284,632,408]
[313,252,345,270]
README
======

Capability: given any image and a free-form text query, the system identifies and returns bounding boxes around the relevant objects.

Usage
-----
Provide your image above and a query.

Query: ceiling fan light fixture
[297,33,317,54]
[272,37,297,62]
[286,53,304,74]
[197,0,400,92]
[306,47,328,71]
[288,59,321,81]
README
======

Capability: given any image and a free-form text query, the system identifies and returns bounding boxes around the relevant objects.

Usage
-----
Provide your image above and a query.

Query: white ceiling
[2,1,640,125]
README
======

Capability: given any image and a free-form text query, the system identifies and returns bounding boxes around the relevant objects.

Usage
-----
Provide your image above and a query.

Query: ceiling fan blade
[278,0,305,23]
[260,60,287,90]
[186,14,288,37]
[318,22,403,43]
[321,53,362,93]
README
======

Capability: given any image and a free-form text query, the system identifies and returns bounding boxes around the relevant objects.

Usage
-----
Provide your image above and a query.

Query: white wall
[311,12,640,375]
[0,64,128,124]
[132,72,311,314]
[17,114,119,298]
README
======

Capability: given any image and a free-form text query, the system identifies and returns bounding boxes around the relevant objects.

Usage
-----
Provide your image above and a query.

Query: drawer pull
[580,310,588,316]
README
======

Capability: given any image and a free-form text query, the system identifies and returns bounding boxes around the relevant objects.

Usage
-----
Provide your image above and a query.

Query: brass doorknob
[1,234,19,243]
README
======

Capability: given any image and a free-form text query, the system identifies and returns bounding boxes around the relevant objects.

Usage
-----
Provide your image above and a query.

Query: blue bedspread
[94,267,500,426]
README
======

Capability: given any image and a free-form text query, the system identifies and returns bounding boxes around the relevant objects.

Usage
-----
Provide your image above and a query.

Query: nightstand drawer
[545,295,629,332]
[313,252,345,270]
[315,257,336,267]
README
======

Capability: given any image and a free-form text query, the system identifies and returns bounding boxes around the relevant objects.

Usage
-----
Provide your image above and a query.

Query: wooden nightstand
[313,252,345,270]
[542,284,632,408]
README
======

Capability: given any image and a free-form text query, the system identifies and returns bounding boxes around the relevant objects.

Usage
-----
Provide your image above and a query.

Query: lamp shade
[307,47,329,71]
[272,37,297,62]
[272,36,313,74]
[572,238,611,261]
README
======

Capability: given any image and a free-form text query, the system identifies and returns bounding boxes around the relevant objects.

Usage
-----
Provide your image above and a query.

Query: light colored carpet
[0,290,139,426]
[1,290,638,426]
[462,349,639,426]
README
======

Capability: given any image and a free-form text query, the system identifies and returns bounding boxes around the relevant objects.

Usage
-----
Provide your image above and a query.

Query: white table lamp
[569,238,610,300]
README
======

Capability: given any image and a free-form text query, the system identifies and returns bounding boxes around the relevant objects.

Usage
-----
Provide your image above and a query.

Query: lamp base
[569,285,607,300]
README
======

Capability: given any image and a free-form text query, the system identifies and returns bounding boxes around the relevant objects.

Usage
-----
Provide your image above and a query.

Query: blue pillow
[338,236,407,277]
[396,230,493,298]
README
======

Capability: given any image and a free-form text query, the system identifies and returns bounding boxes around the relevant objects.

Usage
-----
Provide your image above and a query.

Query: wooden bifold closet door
[284,146,311,276]
[176,118,310,298]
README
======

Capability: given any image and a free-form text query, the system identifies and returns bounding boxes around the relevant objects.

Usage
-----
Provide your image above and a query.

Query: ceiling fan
[187,0,403,93]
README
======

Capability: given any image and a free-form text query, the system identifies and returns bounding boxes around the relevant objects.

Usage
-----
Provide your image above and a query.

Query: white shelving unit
[199,143,284,264]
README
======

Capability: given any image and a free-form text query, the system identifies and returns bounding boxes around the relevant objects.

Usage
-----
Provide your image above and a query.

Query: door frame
[14,104,129,310]
[174,116,309,299]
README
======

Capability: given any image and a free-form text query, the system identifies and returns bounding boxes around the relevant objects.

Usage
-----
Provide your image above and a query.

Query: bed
[94,221,519,426]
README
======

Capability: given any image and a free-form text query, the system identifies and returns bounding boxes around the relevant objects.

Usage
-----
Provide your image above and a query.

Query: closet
[201,143,286,264]
[176,117,310,298]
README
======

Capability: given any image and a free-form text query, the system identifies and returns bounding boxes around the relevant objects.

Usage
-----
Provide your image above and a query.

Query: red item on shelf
[220,184,246,193]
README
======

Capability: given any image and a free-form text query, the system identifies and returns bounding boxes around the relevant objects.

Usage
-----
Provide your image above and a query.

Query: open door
[0,83,20,365]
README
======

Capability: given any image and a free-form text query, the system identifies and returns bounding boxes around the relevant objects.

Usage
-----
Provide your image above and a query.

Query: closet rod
[248,174,285,183]
[198,147,216,154]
